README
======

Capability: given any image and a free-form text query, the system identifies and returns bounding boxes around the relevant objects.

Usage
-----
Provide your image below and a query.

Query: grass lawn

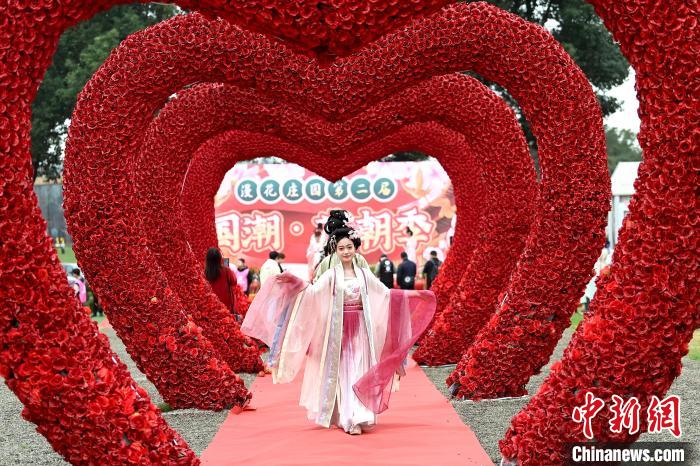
[570,308,584,329]
[56,244,77,263]
[689,330,700,361]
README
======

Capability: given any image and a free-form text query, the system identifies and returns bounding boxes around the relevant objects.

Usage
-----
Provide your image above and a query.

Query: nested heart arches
[66,6,608,408]
[136,78,536,368]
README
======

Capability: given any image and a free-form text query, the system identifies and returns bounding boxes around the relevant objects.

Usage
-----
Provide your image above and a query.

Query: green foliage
[382,152,430,162]
[605,126,641,173]
[570,309,584,329]
[472,0,629,102]
[157,402,174,412]
[31,4,178,180]
[689,331,700,361]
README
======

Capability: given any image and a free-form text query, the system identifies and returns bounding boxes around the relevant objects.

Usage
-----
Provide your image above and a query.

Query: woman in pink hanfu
[242,210,436,435]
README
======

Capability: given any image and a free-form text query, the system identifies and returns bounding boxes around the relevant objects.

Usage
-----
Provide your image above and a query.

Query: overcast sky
[604,68,640,132]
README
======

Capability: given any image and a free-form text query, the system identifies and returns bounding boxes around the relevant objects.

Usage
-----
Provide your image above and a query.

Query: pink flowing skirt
[333,306,375,431]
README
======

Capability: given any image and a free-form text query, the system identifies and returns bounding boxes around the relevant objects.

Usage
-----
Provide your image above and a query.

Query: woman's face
[336,237,356,265]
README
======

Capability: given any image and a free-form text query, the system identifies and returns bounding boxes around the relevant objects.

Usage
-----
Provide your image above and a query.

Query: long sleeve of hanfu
[353,271,436,414]
[241,271,334,384]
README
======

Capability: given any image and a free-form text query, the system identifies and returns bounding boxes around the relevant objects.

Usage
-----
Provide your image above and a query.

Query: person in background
[68,268,87,305]
[204,247,239,318]
[375,253,395,289]
[581,244,613,312]
[306,223,326,280]
[55,236,66,254]
[276,253,286,273]
[396,251,417,290]
[259,251,282,286]
[403,227,417,263]
[422,250,442,290]
[91,294,104,318]
[233,258,253,295]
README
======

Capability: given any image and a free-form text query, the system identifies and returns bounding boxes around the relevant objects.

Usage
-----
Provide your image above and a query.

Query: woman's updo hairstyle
[323,210,362,256]
[323,210,347,235]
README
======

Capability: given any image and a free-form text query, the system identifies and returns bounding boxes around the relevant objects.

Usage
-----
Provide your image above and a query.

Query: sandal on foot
[347,425,362,435]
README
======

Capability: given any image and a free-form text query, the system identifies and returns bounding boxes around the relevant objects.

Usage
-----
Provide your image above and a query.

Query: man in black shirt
[375,253,395,289]
[422,250,442,290]
[396,251,417,290]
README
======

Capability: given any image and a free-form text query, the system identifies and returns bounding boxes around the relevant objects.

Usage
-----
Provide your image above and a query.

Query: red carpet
[201,359,492,465]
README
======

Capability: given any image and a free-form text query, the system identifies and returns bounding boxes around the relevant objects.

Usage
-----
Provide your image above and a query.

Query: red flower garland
[155,122,483,278]
[177,82,492,301]
[498,0,700,463]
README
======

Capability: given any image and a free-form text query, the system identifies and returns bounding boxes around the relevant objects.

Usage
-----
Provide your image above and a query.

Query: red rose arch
[148,123,489,296]
[0,1,695,465]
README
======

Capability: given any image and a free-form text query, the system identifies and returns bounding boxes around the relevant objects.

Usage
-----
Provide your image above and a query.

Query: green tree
[605,126,641,174]
[31,4,177,180]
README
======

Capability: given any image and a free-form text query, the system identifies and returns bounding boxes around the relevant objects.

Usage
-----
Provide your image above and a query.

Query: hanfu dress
[241,261,436,431]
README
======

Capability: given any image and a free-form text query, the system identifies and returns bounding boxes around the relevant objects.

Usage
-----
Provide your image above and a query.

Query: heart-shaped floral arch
[177,125,485,274]
[0,1,695,464]
[64,52,537,412]
[159,123,488,298]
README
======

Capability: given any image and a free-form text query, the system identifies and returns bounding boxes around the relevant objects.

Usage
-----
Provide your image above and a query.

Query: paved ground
[1,324,697,465]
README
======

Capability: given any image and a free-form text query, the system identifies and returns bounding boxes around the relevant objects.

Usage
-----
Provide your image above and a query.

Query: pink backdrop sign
[215,161,455,268]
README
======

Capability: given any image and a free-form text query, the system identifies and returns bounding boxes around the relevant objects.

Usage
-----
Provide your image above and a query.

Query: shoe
[348,425,362,435]
[360,423,376,433]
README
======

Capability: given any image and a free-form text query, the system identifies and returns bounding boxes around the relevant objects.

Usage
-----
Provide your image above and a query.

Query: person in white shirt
[259,251,282,286]
[403,227,418,264]
[306,223,326,280]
